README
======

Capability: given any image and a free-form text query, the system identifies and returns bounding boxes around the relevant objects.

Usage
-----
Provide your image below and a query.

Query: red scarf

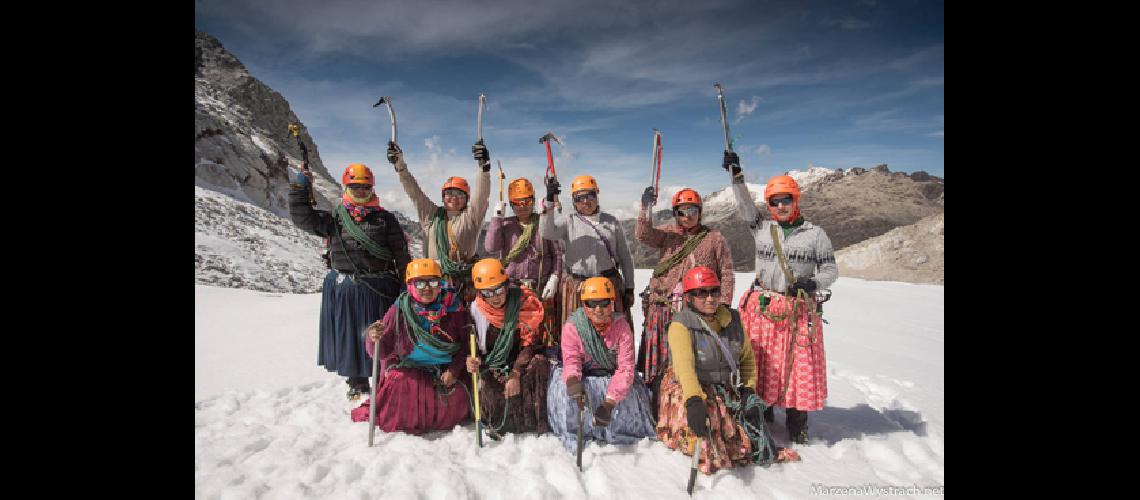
[342,190,382,222]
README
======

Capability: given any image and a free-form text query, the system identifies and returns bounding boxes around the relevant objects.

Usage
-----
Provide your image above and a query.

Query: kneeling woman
[352,258,471,434]
[656,267,799,474]
[547,277,655,452]
[466,258,551,436]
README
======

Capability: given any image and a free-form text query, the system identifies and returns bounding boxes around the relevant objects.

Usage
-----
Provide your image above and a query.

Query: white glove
[541,273,559,300]
[494,201,508,218]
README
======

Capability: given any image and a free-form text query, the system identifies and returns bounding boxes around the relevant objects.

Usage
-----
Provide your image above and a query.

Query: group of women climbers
[288,137,838,476]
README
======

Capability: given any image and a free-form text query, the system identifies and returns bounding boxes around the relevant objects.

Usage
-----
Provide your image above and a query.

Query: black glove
[640,186,656,208]
[786,277,817,297]
[722,151,742,177]
[685,396,709,438]
[566,376,586,410]
[472,141,491,172]
[594,398,616,427]
[545,177,561,202]
[387,141,403,165]
[737,386,761,422]
[622,289,635,309]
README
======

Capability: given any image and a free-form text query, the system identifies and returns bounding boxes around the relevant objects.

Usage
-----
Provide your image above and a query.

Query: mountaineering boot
[764,405,774,423]
[346,377,371,401]
[786,408,809,444]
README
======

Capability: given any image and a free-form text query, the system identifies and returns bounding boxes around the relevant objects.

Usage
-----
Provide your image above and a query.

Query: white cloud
[734,96,762,124]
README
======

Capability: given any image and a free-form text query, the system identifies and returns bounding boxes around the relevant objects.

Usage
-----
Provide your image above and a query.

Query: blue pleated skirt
[546,366,657,453]
[318,270,401,378]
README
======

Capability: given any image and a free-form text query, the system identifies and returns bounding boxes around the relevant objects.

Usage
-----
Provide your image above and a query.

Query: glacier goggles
[510,198,535,207]
[411,279,442,290]
[688,287,721,299]
[583,298,612,309]
[768,195,794,206]
[673,205,701,217]
[572,192,598,203]
[479,284,508,298]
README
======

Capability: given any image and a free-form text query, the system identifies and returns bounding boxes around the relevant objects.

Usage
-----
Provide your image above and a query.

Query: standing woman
[351,259,471,434]
[465,258,551,436]
[484,178,564,344]
[289,164,410,400]
[724,152,838,444]
[656,267,799,475]
[387,140,491,303]
[539,175,636,333]
[634,186,734,407]
[546,277,655,452]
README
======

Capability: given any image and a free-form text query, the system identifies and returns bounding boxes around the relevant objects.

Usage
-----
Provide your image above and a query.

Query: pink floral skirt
[738,290,827,411]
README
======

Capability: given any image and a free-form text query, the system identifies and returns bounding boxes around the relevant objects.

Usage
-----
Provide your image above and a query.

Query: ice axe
[687,435,703,495]
[373,96,397,144]
[367,332,381,447]
[476,93,487,144]
[470,332,484,448]
[497,160,505,203]
[538,131,563,214]
[714,83,737,179]
[648,128,662,206]
[288,122,315,208]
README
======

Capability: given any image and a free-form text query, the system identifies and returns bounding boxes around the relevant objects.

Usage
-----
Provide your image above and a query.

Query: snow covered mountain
[195,31,423,293]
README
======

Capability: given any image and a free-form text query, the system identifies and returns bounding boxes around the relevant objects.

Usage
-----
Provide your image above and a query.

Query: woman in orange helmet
[351,258,472,433]
[483,178,564,343]
[464,258,551,436]
[289,163,411,401]
[634,186,735,413]
[387,139,491,303]
[539,175,637,334]
[722,151,838,444]
[546,277,655,453]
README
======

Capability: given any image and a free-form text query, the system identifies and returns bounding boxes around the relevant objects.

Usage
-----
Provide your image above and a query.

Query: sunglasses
[347,184,371,190]
[673,206,701,217]
[510,198,535,207]
[768,196,794,207]
[688,288,721,299]
[412,279,442,290]
[583,298,612,309]
[573,192,598,203]
[479,285,507,298]
[443,190,468,199]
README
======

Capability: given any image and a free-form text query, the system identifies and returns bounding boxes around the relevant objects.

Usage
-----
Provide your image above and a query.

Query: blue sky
[196,0,943,220]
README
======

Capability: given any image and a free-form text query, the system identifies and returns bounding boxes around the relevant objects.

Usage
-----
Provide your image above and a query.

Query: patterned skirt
[350,367,471,435]
[477,355,552,435]
[656,366,761,475]
[546,367,656,453]
[738,289,827,411]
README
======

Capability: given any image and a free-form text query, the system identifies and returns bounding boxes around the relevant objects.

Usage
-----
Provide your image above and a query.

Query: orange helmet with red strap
[342,164,375,187]
[763,175,802,222]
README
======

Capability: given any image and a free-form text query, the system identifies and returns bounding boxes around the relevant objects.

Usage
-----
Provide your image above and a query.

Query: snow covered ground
[196,269,944,498]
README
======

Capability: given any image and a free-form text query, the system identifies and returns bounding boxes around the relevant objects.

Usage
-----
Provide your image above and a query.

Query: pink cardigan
[560,313,635,403]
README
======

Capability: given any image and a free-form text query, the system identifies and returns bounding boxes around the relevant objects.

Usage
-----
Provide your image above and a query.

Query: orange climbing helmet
[571,175,599,194]
[342,164,375,187]
[441,176,470,196]
[580,276,615,300]
[405,258,442,282]
[672,188,702,207]
[763,175,802,221]
[508,178,534,200]
[471,258,508,290]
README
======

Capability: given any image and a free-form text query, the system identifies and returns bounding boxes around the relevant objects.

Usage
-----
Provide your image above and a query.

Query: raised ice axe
[373,96,397,144]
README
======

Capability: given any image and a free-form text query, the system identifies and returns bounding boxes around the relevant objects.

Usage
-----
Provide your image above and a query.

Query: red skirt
[351,367,471,434]
[738,290,827,411]
[655,366,754,475]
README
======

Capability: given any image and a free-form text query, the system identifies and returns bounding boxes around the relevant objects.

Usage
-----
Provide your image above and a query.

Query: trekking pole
[288,123,315,208]
[687,433,704,496]
[539,132,563,214]
[648,128,662,205]
[372,96,397,144]
[367,332,381,447]
[470,332,484,448]
[714,83,737,181]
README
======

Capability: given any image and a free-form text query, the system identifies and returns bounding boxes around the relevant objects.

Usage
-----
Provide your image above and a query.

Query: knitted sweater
[539,200,634,285]
[731,182,838,292]
[395,159,490,262]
